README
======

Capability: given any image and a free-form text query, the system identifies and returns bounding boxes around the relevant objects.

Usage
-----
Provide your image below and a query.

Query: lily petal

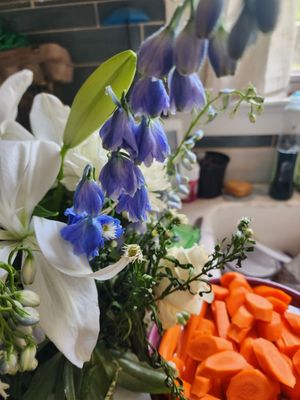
[30,251,99,367]
[0,70,33,123]
[30,93,70,146]
[33,217,133,280]
[0,141,61,233]
[0,120,34,141]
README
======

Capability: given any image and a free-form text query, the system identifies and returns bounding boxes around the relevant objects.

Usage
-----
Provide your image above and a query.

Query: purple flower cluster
[61,165,123,260]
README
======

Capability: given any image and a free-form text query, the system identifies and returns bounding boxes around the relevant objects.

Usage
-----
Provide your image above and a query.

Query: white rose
[155,245,214,329]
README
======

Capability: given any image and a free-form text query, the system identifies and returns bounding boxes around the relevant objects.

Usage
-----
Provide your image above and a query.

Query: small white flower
[102,222,118,241]
[123,244,143,263]
[0,379,10,399]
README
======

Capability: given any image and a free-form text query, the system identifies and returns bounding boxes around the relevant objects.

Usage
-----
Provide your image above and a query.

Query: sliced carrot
[281,318,300,356]
[266,296,288,314]
[197,350,249,379]
[201,394,221,400]
[252,337,296,388]
[284,310,300,335]
[292,348,300,376]
[226,287,248,317]
[209,378,223,399]
[227,323,251,344]
[194,318,216,337]
[282,352,294,369]
[220,272,247,288]
[245,292,273,322]
[181,356,198,384]
[253,285,292,305]
[191,375,212,398]
[187,335,233,361]
[231,305,254,329]
[158,325,181,360]
[177,315,200,361]
[228,278,253,293]
[256,311,283,342]
[211,300,230,339]
[212,284,229,300]
[226,368,275,400]
[239,337,259,368]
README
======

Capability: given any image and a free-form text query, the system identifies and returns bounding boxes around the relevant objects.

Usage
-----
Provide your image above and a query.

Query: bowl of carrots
[158,272,300,400]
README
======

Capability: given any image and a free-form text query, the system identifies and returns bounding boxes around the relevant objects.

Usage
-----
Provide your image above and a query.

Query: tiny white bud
[15,307,40,326]
[15,290,40,307]
[14,337,27,349]
[6,351,19,375]
[20,345,37,372]
[21,256,36,285]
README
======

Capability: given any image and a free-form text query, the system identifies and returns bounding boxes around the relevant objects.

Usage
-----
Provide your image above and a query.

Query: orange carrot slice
[253,285,292,305]
[239,337,259,368]
[226,287,248,317]
[211,300,230,339]
[201,395,221,400]
[220,272,247,288]
[197,350,249,379]
[284,310,300,335]
[227,323,251,344]
[282,370,300,400]
[229,278,253,293]
[256,311,283,342]
[191,375,212,398]
[281,318,300,356]
[212,284,229,300]
[252,337,296,388]
[158,325,181,360]
[266,296,288,314]
[245,292,273,322]
[194,318,216,337]
[293,348,300,376]
[226,368,275,400]
[231,305,254,329]
[187,335,233,361]
[181,356,198,384]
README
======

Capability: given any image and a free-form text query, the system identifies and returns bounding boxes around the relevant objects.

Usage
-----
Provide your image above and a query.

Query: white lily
[0,140,136,367]
[0,69,33,124]
[0,89,107,190]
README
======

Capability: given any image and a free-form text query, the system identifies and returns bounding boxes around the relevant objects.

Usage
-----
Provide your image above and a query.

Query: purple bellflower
[130,77,170,118]
[116,186,151,222]
[174,19,208,75]
[99,153,145,200]
[195,0,224,38]
[73,165,104,216]
[208,26,237,77]
[135,117,170,167]
[100,107,138,158]
[169,68,206,113]
[138,27,174,78]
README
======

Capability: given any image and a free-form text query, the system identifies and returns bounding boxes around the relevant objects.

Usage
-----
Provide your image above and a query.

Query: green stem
[167,0,192,30]
[57,144,69,183]
[167,94,221,170]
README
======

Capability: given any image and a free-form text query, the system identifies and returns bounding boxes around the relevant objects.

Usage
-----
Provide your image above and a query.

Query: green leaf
[23,353,63,400]
[63,50,137,148]
[63,361,77,400]
[33,204,59,218]
[172,224,200,249]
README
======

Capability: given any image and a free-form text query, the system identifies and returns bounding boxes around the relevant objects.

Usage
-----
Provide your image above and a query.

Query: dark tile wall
[0,0,165,104]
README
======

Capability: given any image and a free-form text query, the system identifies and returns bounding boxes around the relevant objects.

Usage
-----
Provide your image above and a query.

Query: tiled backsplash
[0,0,164,103]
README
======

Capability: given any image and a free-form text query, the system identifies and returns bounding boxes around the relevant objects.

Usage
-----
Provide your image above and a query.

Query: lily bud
[6,350,19,375]
[174,19,208,75]
[228,3,256,60]
[19,345,37,372]
[185,149,197,164]
[21,256,36,285]
[208,26,237,77]
[195,0,224,38]
[15,290,40,307]
[138,27,174,78]
[15,307,40,326]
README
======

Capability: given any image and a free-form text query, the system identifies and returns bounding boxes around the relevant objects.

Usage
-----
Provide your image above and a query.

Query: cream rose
[155,245,214,329]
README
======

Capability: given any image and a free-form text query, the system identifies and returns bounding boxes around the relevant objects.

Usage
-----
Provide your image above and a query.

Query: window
[292,0,300,72]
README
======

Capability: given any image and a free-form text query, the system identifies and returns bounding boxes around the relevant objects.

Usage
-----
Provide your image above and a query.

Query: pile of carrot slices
[158,272,300,400]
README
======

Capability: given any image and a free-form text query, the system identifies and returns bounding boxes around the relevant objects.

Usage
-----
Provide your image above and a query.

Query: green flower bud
[21,256,36,285]
[20,345,37,372]
[15,307,40,326]
[14,337,27,350]
[15,290,40,307]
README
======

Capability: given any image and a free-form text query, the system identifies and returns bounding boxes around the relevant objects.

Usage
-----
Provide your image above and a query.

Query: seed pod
[195,0,224,38]
[254,0,280,33]
[228,2,257,60]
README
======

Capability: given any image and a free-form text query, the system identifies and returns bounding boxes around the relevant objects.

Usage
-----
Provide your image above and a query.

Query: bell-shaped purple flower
[208,26,237,77]
[169,68,206,113]
[174,19,208,75]
[61,216,104,260]
[138,27,174,78]
[254,0,280,33]
[130,77,170,118]
[135,117,170,167]
[116,186,151,222]
[195,0,224,38]
[100,107,138,157]
[99,153,145,200]
[73,165,104,217]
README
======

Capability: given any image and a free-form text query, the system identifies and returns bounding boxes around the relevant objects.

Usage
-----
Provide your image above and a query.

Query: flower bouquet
[0,0,279,399]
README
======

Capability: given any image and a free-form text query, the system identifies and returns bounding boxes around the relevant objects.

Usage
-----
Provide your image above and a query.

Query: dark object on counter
[198,151,230,198]
[269,150,298,200]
